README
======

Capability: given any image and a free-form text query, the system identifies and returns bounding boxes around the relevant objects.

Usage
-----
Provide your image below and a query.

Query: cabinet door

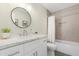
[37,39,47,56]
[27,39,47,56]
[0,45,23,56]
[23,39,42,56]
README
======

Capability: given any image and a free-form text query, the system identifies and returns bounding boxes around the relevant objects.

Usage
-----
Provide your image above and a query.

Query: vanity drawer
[0,45,23,56]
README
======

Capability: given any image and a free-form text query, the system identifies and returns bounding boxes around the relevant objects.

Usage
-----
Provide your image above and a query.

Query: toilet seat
[47,42,56,51]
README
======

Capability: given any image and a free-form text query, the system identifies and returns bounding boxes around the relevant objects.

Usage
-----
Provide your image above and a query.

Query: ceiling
[41,3,78,13]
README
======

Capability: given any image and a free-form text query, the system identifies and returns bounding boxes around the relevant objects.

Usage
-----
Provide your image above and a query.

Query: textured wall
[53,4,79,42]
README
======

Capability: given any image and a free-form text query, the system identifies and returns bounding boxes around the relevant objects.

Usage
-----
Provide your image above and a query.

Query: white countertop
[0,34,47,50]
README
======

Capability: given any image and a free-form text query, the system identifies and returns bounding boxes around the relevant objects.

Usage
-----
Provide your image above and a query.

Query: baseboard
[55,40,79,56]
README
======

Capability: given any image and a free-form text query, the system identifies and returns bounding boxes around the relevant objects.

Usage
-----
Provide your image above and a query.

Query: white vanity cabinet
[23,38,47,56]
[0,36,47,56]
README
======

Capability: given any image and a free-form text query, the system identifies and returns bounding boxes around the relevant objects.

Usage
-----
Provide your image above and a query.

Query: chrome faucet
[19,30,27,37]
[23,30,27,36]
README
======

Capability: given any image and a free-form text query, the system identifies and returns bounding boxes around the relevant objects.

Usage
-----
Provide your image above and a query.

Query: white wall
[0,3,47,35]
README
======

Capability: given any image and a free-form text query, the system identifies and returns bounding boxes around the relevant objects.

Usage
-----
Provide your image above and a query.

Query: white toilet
[47,42,56,56]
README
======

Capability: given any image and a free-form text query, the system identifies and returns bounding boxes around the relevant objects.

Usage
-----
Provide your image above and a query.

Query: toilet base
[47,42,56,56]
[47,50,55,56]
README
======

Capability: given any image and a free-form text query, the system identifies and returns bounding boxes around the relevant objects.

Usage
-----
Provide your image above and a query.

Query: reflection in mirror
[11,7,31,28]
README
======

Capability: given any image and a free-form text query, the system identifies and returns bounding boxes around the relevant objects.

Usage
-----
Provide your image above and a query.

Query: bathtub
[55,40,79,56]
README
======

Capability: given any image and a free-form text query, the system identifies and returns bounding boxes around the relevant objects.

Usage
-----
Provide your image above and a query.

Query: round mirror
[11,7,31,28]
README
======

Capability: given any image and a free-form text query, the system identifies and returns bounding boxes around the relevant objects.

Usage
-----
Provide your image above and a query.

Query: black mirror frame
[11,7,32,29]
